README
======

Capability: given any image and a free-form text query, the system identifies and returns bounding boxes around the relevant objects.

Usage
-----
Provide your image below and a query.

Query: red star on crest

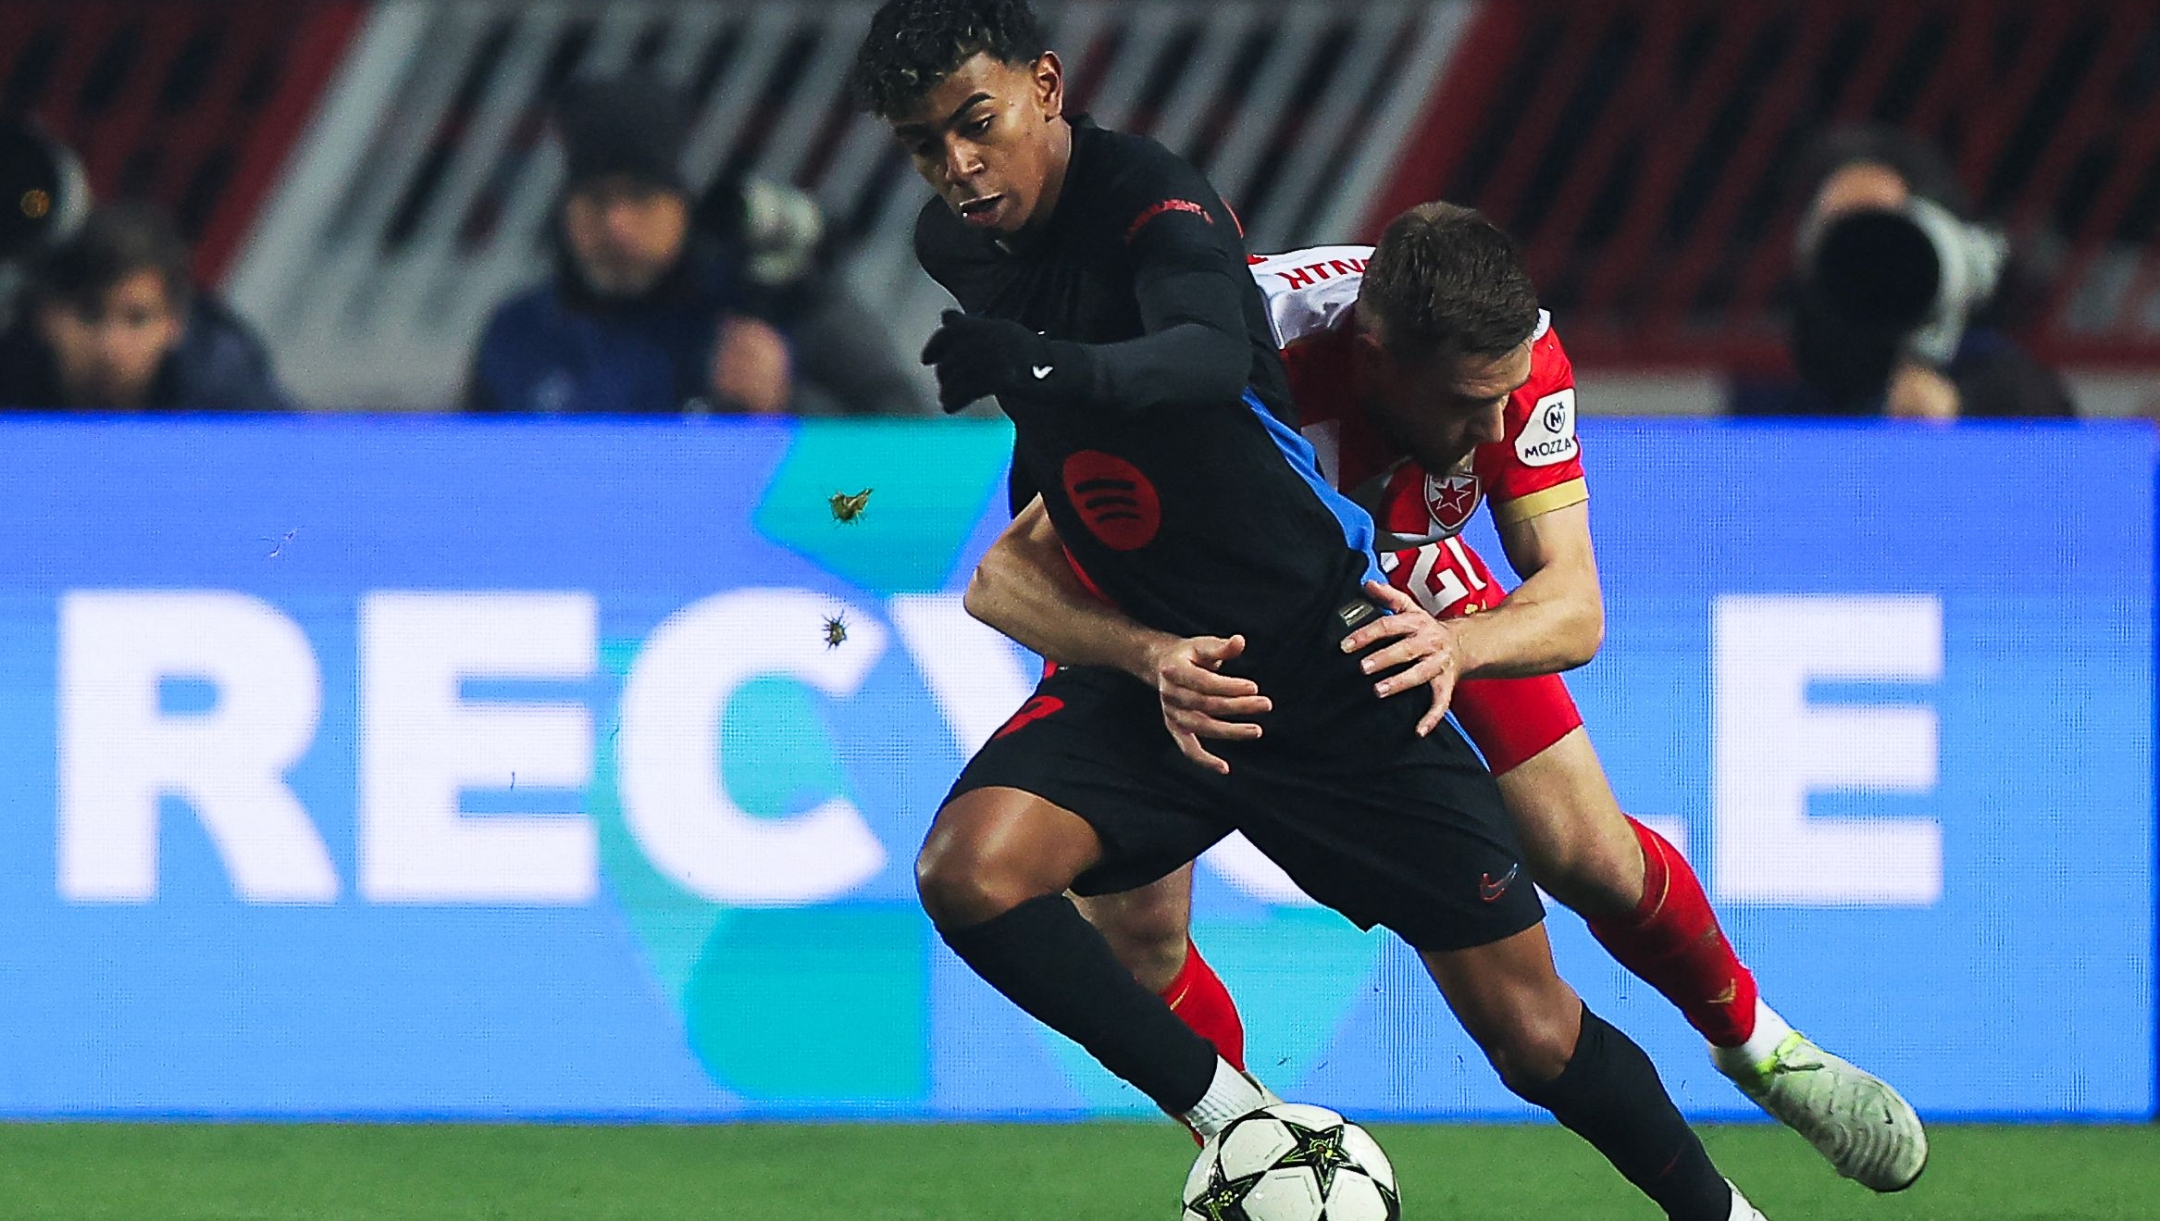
[1424,473,1481,531]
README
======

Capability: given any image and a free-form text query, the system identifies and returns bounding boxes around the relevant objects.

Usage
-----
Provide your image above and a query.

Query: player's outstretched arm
[1352,502,1601,681]
[967,497,1273,773]
[965,496,1163,672]
[1339,500,1604,727]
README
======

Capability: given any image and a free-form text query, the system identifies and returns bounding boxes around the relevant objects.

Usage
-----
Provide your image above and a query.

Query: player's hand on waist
[919,310,1082,412]
[1343,580,1462,737]
[1137,632,1271,776]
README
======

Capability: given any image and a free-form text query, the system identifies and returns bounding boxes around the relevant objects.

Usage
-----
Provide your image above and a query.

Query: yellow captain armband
[1490,479,1588,525]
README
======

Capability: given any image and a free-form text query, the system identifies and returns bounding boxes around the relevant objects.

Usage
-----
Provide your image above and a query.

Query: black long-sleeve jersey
[915,119,1382,654]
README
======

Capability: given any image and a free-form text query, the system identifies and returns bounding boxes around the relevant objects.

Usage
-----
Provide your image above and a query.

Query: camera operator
[466,78,789,417]
[696,173,929,418]
[467,76,923,418]
[1732,125,2073,420]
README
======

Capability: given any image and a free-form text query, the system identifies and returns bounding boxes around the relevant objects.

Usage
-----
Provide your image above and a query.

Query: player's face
[888,52,1070,236]
[560,176,691,298]
[35,268,184,408]
[1361,338,1533,473]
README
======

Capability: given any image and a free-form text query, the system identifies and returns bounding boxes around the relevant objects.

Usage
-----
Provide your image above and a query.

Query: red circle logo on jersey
[1423,470,1482,534]
[1062,451,1161,551]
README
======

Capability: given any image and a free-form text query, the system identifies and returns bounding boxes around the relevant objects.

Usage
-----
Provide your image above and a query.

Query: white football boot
[1725,1179,1769,1221]
[1713,1006,1928,1192]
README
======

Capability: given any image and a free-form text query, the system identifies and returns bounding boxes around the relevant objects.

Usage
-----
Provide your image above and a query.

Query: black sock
[1515,1007,1732,1221]
[939,893,1219,1114]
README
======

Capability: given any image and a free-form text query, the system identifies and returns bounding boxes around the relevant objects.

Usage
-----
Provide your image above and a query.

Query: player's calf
[1585,816,1759,1048]
[1422,925,1736,1221]
[1077,871,1251,1075]
[1496,728,1645,917]
[918,791,1269,1136]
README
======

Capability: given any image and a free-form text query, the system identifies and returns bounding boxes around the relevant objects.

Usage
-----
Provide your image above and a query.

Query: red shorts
[1382,534,1584,775]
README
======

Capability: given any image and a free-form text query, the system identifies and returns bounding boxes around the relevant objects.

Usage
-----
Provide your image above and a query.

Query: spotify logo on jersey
[1062,450,1161,550]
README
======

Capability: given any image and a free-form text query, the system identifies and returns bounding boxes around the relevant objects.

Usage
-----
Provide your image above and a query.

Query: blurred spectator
[466,78,781,416]
[468,77,924,417]
[1731,125,2073,420]
[698,174,929,417]
[0,202,293,412]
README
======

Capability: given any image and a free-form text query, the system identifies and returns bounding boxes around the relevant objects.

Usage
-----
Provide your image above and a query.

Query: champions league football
[1182,1105,1401,1221]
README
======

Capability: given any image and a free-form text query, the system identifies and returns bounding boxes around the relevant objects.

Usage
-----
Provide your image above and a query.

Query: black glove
[919,310,1084,413]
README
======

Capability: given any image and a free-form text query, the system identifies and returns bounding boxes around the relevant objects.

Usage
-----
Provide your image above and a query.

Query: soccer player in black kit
[849,3,1766,1218]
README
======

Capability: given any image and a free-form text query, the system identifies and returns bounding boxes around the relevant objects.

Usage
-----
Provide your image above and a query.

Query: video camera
[1798,196,2009,368]
[0,114,87,266]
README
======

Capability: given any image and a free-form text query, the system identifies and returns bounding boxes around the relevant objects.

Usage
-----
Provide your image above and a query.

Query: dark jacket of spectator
[465,77,796,418]
[1731,324,2075,419]
[0,296,292,411]
[466,240,746,415]
[467,75,925,418]
[0,203,295,412]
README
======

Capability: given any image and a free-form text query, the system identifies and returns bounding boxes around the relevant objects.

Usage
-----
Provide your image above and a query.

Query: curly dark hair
[847,0,1047,117]
[1358,202,1539,362]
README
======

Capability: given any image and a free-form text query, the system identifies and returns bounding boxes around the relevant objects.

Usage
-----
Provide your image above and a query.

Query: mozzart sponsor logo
[1515,388,1579,467]
[52,586,1947,911]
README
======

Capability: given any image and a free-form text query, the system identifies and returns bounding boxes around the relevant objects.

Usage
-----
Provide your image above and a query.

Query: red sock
[1586,818,1759,1047]
[1160,938,1246,1071]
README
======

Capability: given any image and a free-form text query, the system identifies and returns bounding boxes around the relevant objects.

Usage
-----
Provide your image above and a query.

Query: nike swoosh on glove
[919,310,1086,412]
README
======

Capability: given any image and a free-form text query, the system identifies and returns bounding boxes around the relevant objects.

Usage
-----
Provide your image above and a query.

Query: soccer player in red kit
[967,204,1927,1193]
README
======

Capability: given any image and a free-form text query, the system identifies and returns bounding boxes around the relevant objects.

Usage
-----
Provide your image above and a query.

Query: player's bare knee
[915,829,1038,929]
[1533,848,1637,918]
[1094,910,1188,991]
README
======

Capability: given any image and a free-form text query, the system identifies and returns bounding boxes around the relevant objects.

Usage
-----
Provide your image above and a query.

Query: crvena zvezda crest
[1423,470,1481,534]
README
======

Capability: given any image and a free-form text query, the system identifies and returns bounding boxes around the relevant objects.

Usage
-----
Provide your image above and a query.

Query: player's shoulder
[1510,311,1576,411]
[1527,310,1572,386]
[1247,245,1374,347]
[1494,310,1582,472]
[1077,122,1237,242]
[1085,123,1205,193]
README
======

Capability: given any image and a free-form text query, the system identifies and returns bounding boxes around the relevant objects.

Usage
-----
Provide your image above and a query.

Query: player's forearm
[1450,571,1604,678]
[964,530,1172,679]
[1069,320,1250,413]
[1058,256,1252,412]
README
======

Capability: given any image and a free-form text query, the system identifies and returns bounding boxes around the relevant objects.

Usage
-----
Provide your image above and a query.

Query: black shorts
[946,658,1543,953]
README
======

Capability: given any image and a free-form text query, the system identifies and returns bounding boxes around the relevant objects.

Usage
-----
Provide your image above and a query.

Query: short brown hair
[1357,202,1538,361]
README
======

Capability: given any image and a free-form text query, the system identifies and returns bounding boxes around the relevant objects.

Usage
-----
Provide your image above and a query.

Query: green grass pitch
[0,1122,2151,1219]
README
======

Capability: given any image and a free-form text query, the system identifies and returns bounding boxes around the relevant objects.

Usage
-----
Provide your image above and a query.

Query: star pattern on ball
[1192,1174,1251,1221]
[1271,1120,1356,1196]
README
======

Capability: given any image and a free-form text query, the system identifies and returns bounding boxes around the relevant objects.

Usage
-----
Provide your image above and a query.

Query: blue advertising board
[0,417,2148,1119]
